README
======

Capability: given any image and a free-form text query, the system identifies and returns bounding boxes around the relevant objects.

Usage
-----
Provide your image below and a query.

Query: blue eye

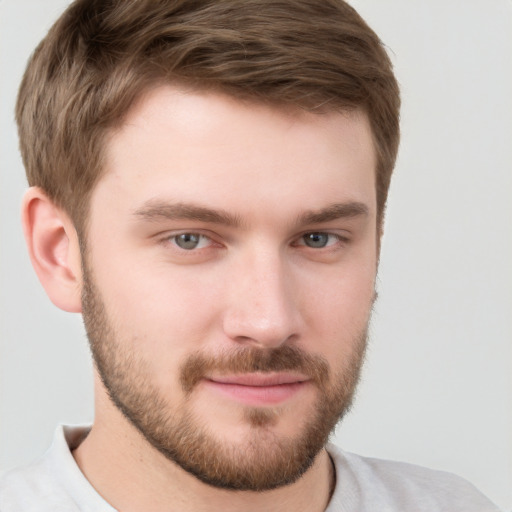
[300,232,342,248]
[173,233,208,250]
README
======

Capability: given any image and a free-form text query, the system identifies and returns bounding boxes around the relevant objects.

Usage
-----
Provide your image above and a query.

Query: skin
[23,86,378,512]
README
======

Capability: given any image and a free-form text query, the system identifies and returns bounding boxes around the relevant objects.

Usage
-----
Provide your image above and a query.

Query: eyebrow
[297,202,369,225]
[133,200,243,227]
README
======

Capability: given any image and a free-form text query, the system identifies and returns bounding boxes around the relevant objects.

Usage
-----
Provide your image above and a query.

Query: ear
[22,187,83,313]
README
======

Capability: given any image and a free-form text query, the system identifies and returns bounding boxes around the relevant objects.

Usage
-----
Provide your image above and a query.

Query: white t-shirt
[0,425,501,511]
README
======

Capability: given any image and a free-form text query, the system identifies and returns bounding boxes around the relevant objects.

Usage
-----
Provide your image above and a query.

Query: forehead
[95,85,376,220]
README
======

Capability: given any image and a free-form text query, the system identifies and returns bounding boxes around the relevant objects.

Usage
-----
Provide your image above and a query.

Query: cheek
[298,261,375,358]
[93,256,222,372]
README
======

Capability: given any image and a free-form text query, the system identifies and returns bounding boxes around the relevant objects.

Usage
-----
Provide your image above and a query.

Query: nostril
[231,333,298,350]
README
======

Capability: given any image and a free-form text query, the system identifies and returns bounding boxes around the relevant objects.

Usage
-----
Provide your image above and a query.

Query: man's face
[81,86,378,490]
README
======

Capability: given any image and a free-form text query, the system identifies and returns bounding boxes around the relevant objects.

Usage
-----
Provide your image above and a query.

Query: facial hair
[81,257,369,491]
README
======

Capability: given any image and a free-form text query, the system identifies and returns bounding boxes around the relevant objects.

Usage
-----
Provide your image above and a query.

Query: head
[18,0,400,492]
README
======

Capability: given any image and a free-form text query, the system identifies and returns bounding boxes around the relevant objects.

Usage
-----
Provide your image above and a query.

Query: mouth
[202,372,311,406]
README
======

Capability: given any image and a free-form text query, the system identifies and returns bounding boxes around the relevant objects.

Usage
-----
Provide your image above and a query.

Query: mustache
[180,345,330,394]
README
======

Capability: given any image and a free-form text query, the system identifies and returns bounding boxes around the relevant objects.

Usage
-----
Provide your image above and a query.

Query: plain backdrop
[1,0,511,509]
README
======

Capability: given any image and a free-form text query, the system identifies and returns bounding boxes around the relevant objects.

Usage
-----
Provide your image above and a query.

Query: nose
[222,248,302,349]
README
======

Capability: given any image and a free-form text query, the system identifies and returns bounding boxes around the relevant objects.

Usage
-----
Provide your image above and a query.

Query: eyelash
[293,232,348,249]
[169,232,216,251]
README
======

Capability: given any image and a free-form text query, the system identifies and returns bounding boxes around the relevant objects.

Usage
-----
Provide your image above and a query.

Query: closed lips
[206,373,310,386]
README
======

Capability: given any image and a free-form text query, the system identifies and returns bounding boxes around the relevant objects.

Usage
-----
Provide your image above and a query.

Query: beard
[81,258,369,491]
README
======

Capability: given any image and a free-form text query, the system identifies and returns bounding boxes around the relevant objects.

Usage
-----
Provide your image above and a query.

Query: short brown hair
[16,0,400,231]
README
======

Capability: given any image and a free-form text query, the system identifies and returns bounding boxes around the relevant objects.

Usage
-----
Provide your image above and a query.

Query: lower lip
[203,380,309,406]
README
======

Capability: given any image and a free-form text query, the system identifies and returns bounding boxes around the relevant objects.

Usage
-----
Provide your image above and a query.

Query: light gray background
[1,0,511,509]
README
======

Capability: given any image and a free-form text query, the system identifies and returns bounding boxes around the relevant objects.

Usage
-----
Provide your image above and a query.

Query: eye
[172,232,211,250]
[299,232,341,248]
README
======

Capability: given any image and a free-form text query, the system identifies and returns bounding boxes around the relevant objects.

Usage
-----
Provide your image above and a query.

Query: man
[0,0,502,510]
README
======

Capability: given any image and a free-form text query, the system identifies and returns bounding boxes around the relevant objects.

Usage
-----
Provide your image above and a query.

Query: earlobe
[22,187,83,313]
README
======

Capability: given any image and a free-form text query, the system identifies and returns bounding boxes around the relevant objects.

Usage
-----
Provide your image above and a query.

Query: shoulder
[326,444,501,512]
[0,425,112,512]
[0,457,79,512]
